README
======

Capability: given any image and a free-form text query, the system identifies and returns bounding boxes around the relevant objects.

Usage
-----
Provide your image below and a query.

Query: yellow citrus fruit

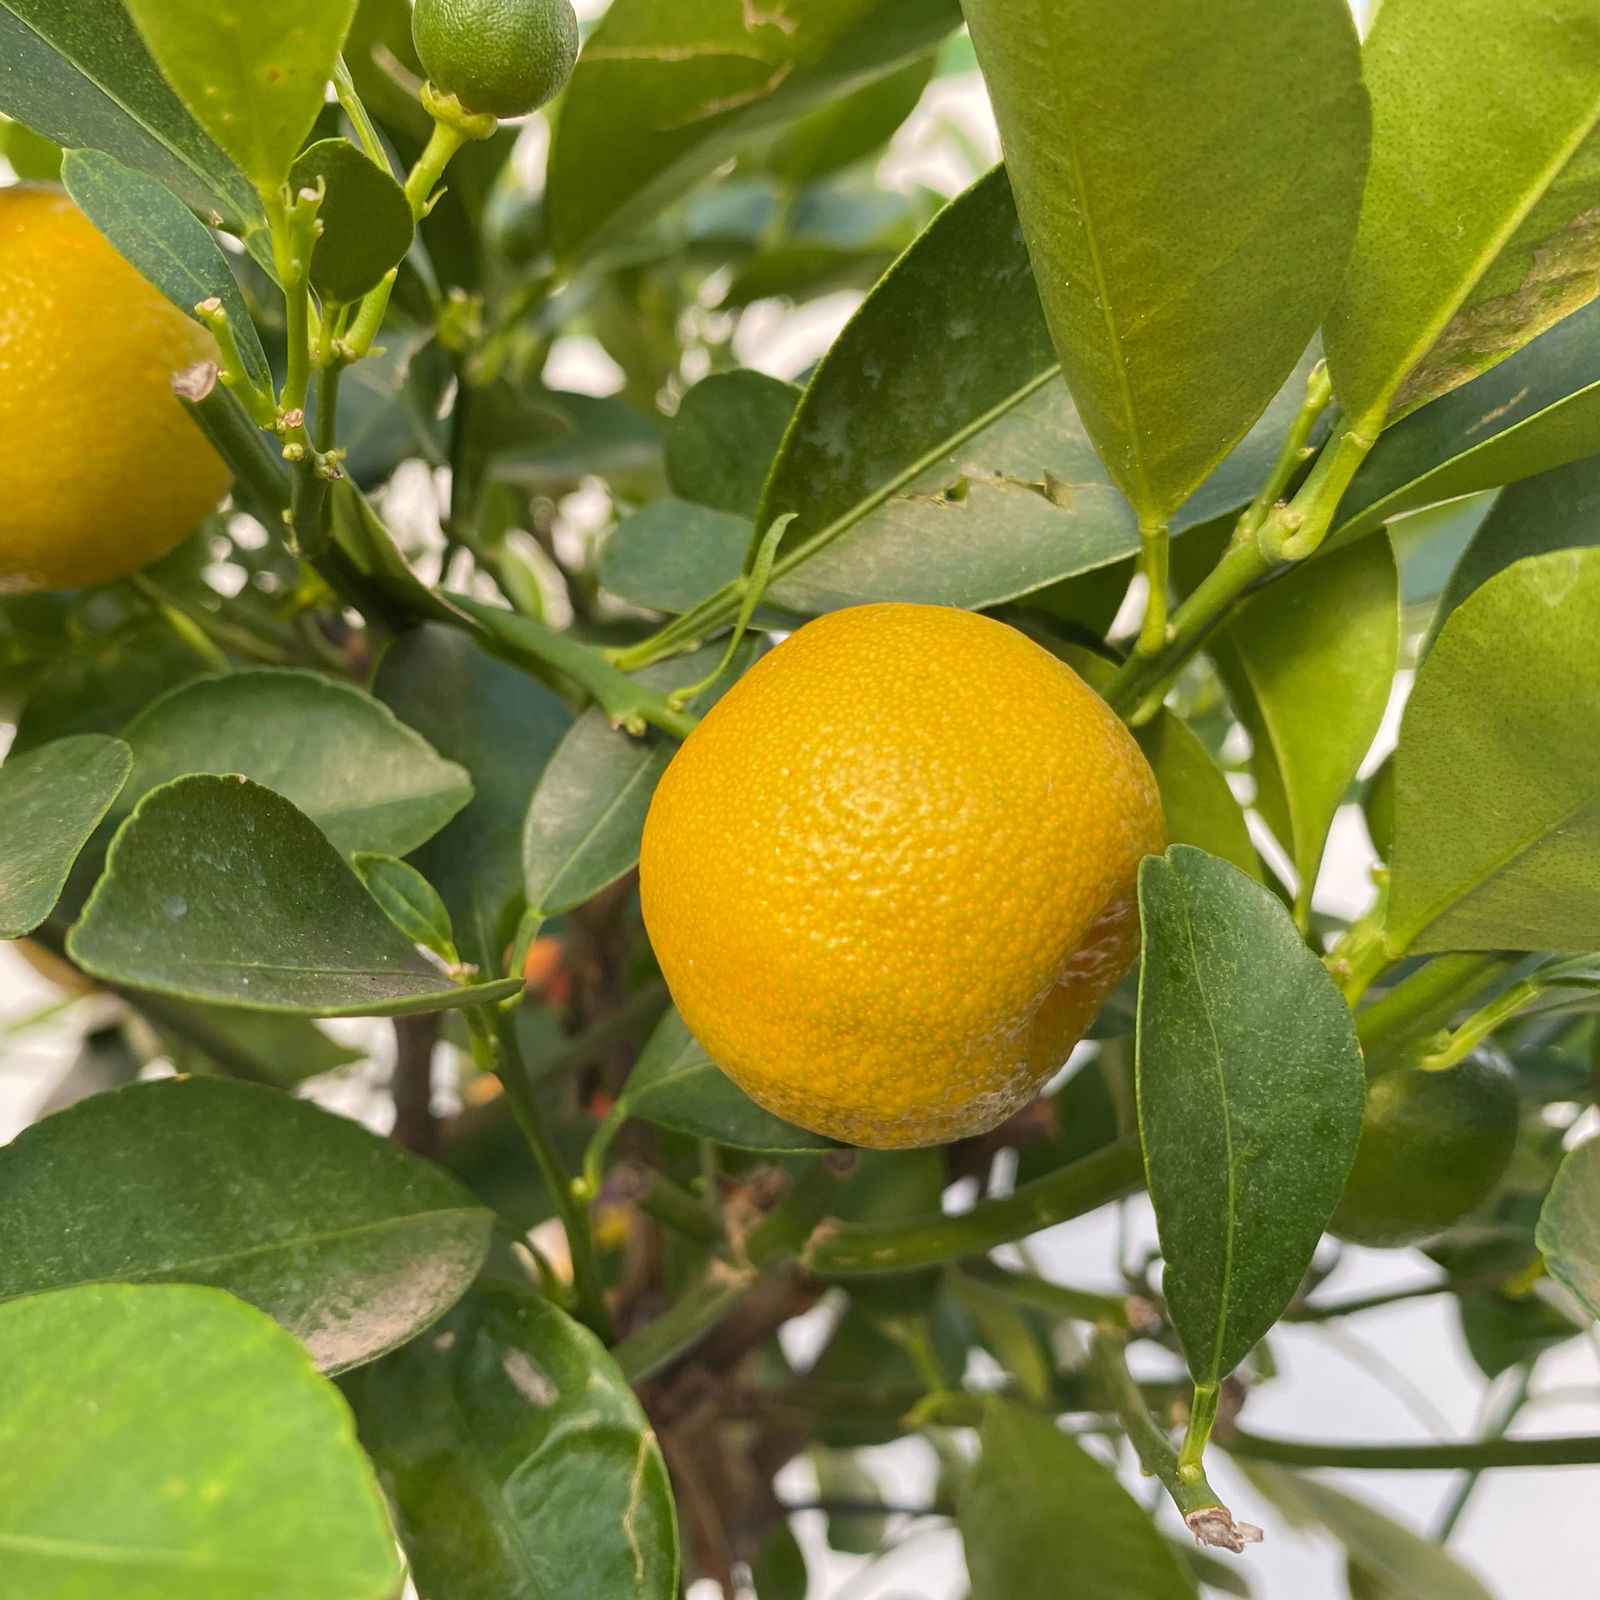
[0,185,230,594]
[640,603,1166,1148]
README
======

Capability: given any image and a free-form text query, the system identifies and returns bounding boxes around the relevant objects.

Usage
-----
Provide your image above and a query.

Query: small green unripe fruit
[1330,1047,1520,1250]
[413,0,580,119]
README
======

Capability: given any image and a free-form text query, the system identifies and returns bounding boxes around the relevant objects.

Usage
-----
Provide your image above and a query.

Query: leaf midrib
[0,1528,380,1587]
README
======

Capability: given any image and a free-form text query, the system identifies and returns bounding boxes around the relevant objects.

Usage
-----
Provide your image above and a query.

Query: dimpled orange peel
[639,602,1167,1148]
[0,185,230,594]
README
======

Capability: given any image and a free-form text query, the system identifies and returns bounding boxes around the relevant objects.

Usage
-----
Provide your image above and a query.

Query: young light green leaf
[1537,1137,1600,1317]
[621,1009,839,1153]
[1388,547,1600,954]
[665,369,801,519]
[0,1282,403,1600]
[1206,537,1398,918]
[0,732,129,938]
[959,1398,1197,1600]
[732,168,1325,618]
[961,0,1367,519]
[349,1282,680,1600]
[1429,452,1600,646]
[123,0,359,192]
[375,626,572,975]
[352,853,457,962]
[61,145,272,389]
[1137,846,1364,1387]
[522,642,754,921]
[118,669,473,859]
[1335,296,1600,541]
[546,0,961,261]
[290,138,413,305]
[1325,0,1600,428]
[1240,1464,1494,1600]
[0,0,260,230]
[69,775,521,1015]
[0,1077,491,1371]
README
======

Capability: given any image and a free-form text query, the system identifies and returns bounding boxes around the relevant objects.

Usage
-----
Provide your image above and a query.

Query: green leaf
[69,775,521,1015]
[349,1282,679,1600]
[117,669,472,859]
[604,171,1324,618]
[1537,1136,1600,1317]
[959,1398,1196,1600]
[0,733,129,939]
[1240,1464,1494,1600]
[762,53,934,186]
[621,1008,838,1153]
[522,643,751,921]
[750,1521,809,1600]
[0,1282,402,1600]
[1430,452,1600,645]
[665,369,801,519]
[1335,297,1600,540]
[1205,537,1398,916]
[145,1000,362,1087]
[290,138,413,305]
[1325,0,1600,427]
[124,0,359,192]
[375,626,572,975]
[353,852,457,960]
[61,146,273,389]
[962,0,1366,519]
[0,0,260,230]
[1137,846,1364,1386]
[546,0,961,261]
[1388,547,1600,953]
[0,1077,490,1371]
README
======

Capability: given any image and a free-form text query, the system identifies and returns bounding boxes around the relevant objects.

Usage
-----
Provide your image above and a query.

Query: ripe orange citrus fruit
[0,185,230,594]
[640,603,1166,1148]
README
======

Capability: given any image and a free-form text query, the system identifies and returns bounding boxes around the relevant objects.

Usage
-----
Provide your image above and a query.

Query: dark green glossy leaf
[600,500,754,614]
[963,0,1365,518]
[1335,297,1600,541]
[118,669,472,859]
[665,369,801,519]
[350,1282,679,1600]
[1388,548,1600,954]
[762,54,934,185]
[0,1282,402,1600]
[124,0,359,191]
[0,1077,490,1371]
[374,626,572,974]
[1241,1464,1493,1600]
[1137,846,1364,1385]
[0,0,260,230]
[960,1398,1196,1600]
[735,168,1323,616]
[1458,1288,1583,1378]
[69,775,521,1015]
[0,733,129,938]
[1206,536,1397,916]
[546,0,960,260]
[522,643,751,920]
[61,146,272,389]
[1431,452,1600,645]
[1538,1136,1600,1318]
[291,138,413,304]
[621,1008,838,1152]
[1325,0,1600,427]
[352,852,457,960]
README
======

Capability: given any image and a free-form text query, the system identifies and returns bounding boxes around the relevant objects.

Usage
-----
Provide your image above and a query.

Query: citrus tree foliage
[3,2,1600,1597]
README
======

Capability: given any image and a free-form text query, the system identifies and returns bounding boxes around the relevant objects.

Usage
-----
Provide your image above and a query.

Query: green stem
[1179,1380,1221,1474]
[175,367,292,520]
[1090,1333,1260,1550]
[1133,515,1171,657]
[1224,1428,1600,1471]
[1235,360,1333,542]
[332,57,393,173]
[127,572,228,672]
[955,1261,1150,1331]
[1355,954,1517,1073]
[631,1168,723,1249]
[467,1006,613,1341]
[1435,1366,1534,1540]
[1417,978,1543,1072]
[806,1140,1144,1276]
[447,592,699,738]
[1323,880,1391,1004]
[744,1154,854,1269]
[612,1266,759,1382]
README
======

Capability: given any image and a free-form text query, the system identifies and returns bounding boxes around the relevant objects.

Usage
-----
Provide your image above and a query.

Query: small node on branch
[171,359,218,404]
[1185,1507,1264,1553]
